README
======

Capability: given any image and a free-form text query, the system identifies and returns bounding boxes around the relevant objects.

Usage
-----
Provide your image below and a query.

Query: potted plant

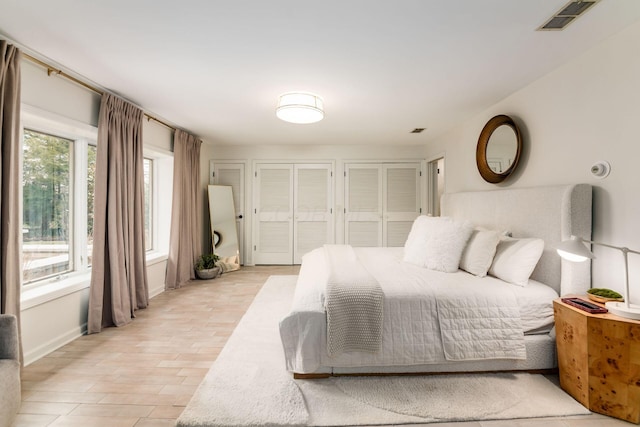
[195,253,221,279]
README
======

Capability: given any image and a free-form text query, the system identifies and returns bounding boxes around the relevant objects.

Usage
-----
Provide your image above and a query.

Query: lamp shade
[556,236,595,262]
[276,92,324,124]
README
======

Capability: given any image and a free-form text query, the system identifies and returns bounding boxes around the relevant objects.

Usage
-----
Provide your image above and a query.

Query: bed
[279,184,592,377]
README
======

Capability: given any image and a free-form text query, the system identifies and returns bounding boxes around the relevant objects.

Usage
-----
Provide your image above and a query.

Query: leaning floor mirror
[208,185,240,272]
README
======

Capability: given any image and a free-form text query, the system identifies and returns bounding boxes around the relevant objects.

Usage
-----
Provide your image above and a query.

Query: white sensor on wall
[590,161,611,179]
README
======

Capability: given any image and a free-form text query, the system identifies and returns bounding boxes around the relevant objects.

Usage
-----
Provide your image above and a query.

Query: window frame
[21,128,75,283]
[21,106,97,288]
[143,157,153,252]
[143,146,173,260]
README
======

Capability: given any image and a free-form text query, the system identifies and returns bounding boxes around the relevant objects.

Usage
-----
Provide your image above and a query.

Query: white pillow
[403,215,431,265]
[403,216,473,273]
[459,229,501,277]
[488,237,545,286]
[403,216,440,268]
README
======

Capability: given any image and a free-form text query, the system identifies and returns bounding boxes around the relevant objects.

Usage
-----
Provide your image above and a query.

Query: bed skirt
[295,333,556,377]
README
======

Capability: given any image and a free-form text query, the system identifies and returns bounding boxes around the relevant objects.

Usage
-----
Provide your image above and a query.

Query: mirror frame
[476,114,522,184]
[208,185,240,271]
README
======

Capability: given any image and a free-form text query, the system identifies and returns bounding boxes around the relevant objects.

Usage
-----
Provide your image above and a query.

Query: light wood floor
[15,265,299,427]
[14,266,629,427]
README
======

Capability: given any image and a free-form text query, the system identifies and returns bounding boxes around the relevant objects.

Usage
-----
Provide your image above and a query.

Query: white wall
[22,61,100,126]
[424,20,640,302]
[201,143,426,265]
[20,60,172,364]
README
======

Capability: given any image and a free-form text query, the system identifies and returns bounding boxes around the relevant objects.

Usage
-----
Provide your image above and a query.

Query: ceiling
[1,1,640,146]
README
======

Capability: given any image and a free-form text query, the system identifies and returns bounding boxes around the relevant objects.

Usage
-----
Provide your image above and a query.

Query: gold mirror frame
[476,114,522,184]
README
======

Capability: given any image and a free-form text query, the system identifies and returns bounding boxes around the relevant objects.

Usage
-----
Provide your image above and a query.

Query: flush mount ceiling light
[276,92,324,124]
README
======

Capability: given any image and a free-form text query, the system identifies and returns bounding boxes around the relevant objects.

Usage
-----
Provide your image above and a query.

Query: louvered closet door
[212,163,245,263]
[294,164,333,263]
[254,164,293,264]
[345,164,383,247]
[383,163,421,247]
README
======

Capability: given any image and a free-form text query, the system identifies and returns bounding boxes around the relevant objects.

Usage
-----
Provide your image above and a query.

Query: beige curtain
[88,93,149,334]
[0,40,22,323]
[165,129,202,289]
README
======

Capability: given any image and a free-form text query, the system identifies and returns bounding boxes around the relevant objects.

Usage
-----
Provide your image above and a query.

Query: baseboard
[149,284,165,299]
[24,323,87,366]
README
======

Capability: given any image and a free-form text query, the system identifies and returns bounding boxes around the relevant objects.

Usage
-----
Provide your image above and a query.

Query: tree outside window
[87,144,97,266]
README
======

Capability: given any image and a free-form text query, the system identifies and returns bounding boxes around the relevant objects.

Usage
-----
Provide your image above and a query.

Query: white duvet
[279,247,559,374]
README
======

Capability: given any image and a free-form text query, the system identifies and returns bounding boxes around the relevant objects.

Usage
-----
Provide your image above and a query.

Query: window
[22,127,97,285]
[21,104,100,287]
[143,158,153,251]
[143,147,173,260]
[22,130,73,283]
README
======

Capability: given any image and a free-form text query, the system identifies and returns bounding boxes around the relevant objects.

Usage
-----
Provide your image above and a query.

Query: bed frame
[294,184,592,378]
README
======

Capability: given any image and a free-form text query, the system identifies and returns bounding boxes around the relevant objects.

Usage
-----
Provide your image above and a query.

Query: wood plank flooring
[14,266,629,427]
[15,266,298,427]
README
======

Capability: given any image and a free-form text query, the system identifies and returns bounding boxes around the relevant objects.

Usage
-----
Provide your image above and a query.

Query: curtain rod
[22,52,177,132]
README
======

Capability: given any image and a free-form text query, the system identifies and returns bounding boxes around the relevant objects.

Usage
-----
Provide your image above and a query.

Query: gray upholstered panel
[441,184,592,295]
[0,314,21,427]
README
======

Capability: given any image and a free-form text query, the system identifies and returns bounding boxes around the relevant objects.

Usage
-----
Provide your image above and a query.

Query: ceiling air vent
[410,128,425,134]
[538,0,599,31]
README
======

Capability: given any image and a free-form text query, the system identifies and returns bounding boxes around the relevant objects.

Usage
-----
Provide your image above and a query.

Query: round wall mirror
[476,115,522,183]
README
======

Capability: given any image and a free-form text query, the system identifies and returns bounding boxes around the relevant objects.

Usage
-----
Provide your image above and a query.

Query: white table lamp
[556,235,640,320]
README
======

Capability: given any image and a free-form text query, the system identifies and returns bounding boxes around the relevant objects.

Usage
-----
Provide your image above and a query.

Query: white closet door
[294,164,333,263]
[383,163,421,247]
[345,164,382,247]
[212,163,245,263]
[254,164,293,264]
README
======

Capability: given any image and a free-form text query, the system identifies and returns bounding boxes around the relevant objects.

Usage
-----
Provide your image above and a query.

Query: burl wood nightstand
[554,297,640,423]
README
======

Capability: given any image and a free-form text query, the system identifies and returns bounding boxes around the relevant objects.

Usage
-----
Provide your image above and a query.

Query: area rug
[177,275,590,427]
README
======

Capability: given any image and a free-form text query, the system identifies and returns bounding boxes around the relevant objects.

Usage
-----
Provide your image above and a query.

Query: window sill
[21,252,169,310]
[21,272,91,310]
[146,251,168,266]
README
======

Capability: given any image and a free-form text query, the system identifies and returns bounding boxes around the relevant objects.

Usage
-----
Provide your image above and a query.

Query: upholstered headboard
[441,184,592,296]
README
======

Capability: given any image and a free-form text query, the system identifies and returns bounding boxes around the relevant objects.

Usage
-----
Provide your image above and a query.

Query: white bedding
[279,247,559,374]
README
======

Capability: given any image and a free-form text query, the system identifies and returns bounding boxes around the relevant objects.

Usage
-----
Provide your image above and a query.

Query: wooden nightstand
[554,297,640,424]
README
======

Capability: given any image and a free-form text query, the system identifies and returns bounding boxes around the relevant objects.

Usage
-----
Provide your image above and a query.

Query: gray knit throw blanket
[324,245,384,357]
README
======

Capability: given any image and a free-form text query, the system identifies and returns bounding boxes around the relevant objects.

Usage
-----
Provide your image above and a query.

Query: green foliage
[22,130,71,242]
[87,145,97,238]
[195,253,220,271]
[587,288,623,299]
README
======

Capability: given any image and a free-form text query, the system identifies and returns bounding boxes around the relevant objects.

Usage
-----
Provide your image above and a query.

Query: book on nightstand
[560,297,608,313]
